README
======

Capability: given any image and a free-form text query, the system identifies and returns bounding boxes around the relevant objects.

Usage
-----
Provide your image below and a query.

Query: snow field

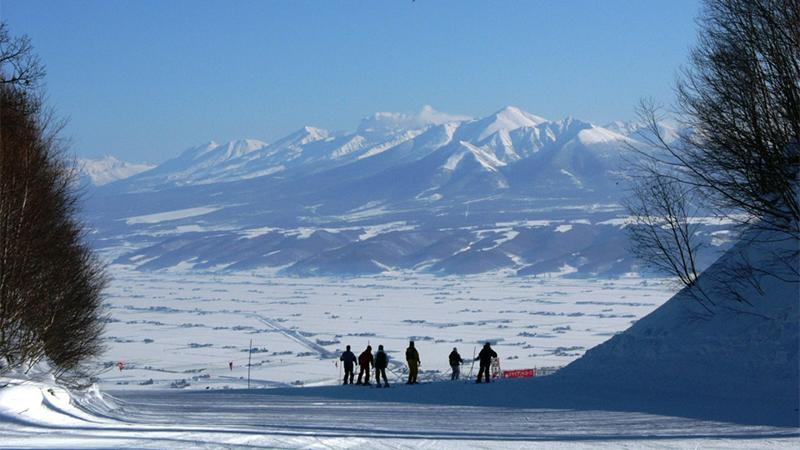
[98,269,675,390]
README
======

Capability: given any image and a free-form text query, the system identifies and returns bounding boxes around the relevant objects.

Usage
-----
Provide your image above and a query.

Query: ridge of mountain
[83,106,729,277]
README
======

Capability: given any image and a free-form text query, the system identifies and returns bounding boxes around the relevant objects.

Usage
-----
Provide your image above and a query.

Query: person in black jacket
[449,347,464,380]
[356,345,373,385]
[374,344,389,388]
[339,345,357,385]
[475,342,497,383]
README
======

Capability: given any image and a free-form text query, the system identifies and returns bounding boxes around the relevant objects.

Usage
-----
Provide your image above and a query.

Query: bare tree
[626,0,799,302]
[0,23,45,88]
[0,23,107,381]
[635,0,799,235]
[624,172,715,313]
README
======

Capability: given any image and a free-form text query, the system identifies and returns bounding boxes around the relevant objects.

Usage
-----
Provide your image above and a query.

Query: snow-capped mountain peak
[461,106,548,143]
[216,139,268,159]
[265,126,331,156]
[78,155,154,186]
[492,105,548,126]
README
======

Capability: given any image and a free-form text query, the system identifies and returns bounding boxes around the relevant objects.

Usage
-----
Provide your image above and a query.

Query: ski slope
[1,376,797,449]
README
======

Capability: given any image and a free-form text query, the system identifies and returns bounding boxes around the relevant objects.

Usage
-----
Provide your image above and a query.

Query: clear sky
[1,0,701,163]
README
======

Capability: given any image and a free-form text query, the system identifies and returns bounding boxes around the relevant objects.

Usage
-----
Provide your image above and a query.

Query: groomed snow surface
[1,372,797,448]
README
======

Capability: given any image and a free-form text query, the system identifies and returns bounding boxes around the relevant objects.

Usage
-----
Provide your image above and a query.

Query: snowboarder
[228,361,233,371]
[340,345,357,385]
[405,341,420,384]
[374,344,389,388]
[475,342,497,383]
[356,345,373,385]
[449,347,463,380]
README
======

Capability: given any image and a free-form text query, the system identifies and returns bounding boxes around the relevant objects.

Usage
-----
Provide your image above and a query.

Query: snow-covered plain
[96,268,675,390]
[2,268,798,448]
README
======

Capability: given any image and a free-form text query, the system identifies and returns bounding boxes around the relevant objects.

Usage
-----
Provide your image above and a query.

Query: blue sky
[2,0,700,163]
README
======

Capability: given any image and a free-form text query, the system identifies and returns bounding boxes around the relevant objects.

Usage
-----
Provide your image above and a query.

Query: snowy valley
[3,0,798,446]
[2,106,787,448]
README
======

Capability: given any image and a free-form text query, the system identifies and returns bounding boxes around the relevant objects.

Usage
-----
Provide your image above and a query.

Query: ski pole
[247,339,252,389]
[468,346,476,380]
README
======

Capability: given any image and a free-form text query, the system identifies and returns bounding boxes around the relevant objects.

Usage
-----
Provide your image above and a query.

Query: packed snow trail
[246,313,337,358]
[104,388,800,442]
[246,312,409,383]
[2,378,798,448]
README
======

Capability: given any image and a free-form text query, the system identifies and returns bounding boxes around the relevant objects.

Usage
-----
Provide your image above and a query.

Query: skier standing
[449,347,464,380]
[356,345,374,385]
[405,341,420,384]
[339,345,357,385]
[374,344,390,388]
[475,342,497,384]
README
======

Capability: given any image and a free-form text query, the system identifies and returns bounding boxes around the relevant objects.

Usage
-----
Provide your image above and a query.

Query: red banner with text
[502,368,535,378]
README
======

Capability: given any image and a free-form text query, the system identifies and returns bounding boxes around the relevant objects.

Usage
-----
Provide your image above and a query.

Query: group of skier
[338,344,391,387]
[339,340,498,387]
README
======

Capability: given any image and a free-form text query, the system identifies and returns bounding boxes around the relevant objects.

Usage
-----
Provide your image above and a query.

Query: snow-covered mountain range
[83,106,730,277]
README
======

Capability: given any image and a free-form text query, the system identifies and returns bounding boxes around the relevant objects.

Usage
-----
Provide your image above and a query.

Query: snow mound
[557,225,799,426]
[0,374,118,428]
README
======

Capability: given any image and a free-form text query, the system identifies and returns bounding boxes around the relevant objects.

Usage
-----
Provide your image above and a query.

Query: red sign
[502,368,535,378]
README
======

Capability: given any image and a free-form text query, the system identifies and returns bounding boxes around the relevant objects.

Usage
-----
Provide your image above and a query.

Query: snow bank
[557,226,799,426]
[0,373,116,428]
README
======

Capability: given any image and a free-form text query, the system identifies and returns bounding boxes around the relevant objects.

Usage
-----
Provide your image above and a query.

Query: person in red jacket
[356,345,373,385]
